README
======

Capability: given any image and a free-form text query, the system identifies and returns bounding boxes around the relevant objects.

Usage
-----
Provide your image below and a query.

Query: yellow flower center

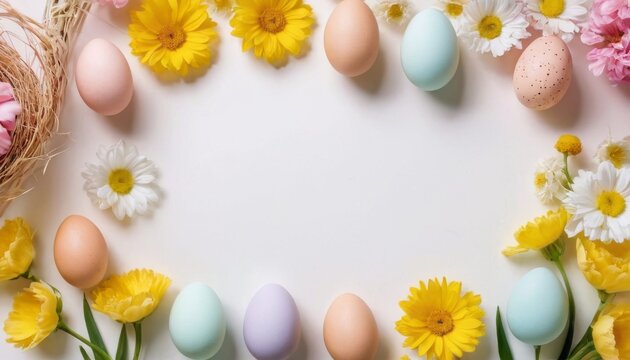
[109,169,134,195]
[597,191,626,217]
[426,309,454,336]
[158,25,186,51]
[535,173,548,189]
[478,15,502,40]
[446,3,463,17]
[539,0,565,18]
[259,8,287,34]
[607,144,626,168]
[387,4,404,21]
[555,134,582,155]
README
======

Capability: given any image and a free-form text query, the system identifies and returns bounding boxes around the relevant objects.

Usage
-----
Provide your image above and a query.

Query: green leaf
[496,307,514,360]
[83,295,109,360]
[79,346,92,360]
[115,324,129,360]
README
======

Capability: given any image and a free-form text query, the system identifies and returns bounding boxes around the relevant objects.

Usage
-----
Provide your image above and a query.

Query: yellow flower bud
[0,218,35,281]
[576,235,630,293]
[555,134,582,155]
[592,303,630,360]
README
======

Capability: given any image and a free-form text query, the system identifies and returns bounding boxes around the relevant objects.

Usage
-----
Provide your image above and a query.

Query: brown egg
[324,0,380,77]
[323,293,379,360]
[54,215,109,289]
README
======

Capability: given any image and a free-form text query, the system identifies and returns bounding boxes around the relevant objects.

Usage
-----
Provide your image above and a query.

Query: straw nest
[0,0,91,213]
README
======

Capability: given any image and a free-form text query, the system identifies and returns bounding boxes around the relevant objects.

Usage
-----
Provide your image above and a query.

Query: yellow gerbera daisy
[0,218,35,281]
[396,278,486,360]
[230,0,315,65]
[129,0,219,76]
[503,207,568,257]
[4,282,59,349]
[91,269,171,323]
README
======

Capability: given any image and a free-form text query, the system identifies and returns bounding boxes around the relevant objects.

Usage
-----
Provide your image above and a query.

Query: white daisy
[374,0,414,25]
[595,138,630,169]
[525,0,589,42]
[460,0,531,57]
[82,140,160,221]
[534,155,568,204]
[434,0,470,34]
[564,161,630,243]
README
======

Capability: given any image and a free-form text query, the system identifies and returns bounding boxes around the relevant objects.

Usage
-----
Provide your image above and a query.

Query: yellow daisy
[396,278,486,360]
[503,208,568,257]
[230,0,315,65]
[129,0,219,76]
[91,269,171,323]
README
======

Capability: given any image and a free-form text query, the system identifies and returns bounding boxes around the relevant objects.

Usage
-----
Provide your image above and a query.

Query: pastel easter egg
[507,267,568,345]
[513,36,572,110]
[54,215,109,289]
[324,0,380,77]
[243,284,301,360]
[323,293,379,360]
[169,283,226,360]
[401,9,459,91]
[75,38,134,116]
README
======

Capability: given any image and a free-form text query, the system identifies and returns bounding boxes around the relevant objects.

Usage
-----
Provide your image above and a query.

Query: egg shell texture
[53,215,109,289]
[513,36,572,110]
[75,38,133,116]
[243,284,301,360]
[169,283,226,360]
[507,267,569,346]
[324,0,379,77]
[323,293,379,360]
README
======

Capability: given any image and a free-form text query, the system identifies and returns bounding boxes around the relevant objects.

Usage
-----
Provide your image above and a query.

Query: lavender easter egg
[243,284,301,360]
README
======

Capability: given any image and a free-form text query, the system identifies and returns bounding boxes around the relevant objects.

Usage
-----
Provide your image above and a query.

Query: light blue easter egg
[507,267,568,346]
[169,283,227,359]
[400,8,459,91]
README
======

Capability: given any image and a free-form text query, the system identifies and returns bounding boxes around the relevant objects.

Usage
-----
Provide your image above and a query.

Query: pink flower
[95,0,129,8]
[0,82,21,156]
[581,0,630,84]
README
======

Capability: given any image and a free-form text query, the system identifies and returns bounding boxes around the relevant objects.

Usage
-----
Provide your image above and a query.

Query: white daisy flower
[374,0,414,25]
[434,0,470,34]
[595,138,630,169]
[82,140,160,221]
[460,0,531,57]
[534,155,568,204]
[525,0,589,42]
[564,161,630,243]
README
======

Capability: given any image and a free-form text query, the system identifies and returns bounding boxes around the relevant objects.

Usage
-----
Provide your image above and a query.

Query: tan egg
[54,215,109,289]
[513,36,572,110]
[323,293,379,360]
[324,0,380,77]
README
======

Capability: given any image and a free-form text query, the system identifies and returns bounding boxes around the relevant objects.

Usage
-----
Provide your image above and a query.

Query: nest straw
[0,0,91,213]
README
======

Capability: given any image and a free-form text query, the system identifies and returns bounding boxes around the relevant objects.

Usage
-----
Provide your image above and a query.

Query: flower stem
[562,153,573,188]
[568,291,614,359]
[58,322,112,360]
[133,322,142,360]
[535,345,541,360]
[553,259,575,360]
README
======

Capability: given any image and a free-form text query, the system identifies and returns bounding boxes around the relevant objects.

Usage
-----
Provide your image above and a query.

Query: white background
[2,1,630,359]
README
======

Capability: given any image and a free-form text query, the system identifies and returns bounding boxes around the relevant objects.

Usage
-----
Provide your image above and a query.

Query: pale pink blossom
[0,82,21,156]
[96,0,129,8]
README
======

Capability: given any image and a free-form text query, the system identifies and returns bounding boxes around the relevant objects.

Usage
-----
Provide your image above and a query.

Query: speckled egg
[513,36,572,110]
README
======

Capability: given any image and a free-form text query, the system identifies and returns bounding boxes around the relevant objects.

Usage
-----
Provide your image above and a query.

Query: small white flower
[82,140,160,221]
[434,0,470,34]
[374,0,413,25]
[564,161,630,243]
[595,137,630,169]
[525,0,589,42]
[460,0,531,57]
[534,155,568,204]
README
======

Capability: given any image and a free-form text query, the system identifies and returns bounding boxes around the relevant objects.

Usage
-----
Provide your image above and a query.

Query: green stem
[568,291,615,359]
[59,322,112,360]
[535,345,542,360]
[133,322,142,360]
[553,259,575,360]
[562,153,573,188]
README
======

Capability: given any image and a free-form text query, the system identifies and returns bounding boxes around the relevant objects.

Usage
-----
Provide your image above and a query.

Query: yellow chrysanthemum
[555,134,582,155]
[0,218,34,281]
[592,303,630,360]
[577,235,630,293]
[129,0,219,76]
[91,269,171,323]
[4,282,59,349]
[230,0,315,65]
[396,278,486,360]
[503,208,568,256]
